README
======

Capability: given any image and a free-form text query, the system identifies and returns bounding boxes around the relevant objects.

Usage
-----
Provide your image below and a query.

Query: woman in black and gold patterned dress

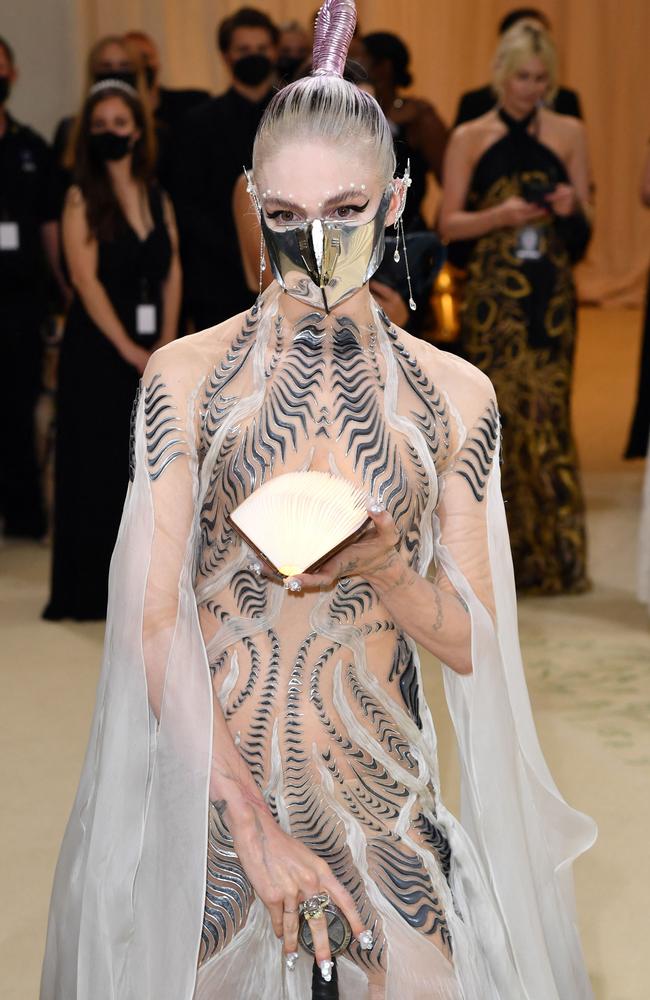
[440,21,593,594]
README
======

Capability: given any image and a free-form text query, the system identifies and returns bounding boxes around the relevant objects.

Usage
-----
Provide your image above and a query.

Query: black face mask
[144,65,157,89]
[276,55,303,82]
[232,54,273,87]
[0,76,10,104]
[89,131,134,163]
[94,69,138,90]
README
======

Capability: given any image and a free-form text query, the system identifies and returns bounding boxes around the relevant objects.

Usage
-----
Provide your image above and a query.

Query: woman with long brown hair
[43,79,181,621]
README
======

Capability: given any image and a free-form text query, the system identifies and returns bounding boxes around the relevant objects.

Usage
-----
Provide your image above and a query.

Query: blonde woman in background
[440,20,593,595]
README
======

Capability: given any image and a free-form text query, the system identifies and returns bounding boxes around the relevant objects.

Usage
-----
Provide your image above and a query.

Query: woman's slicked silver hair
[252,0,396,185]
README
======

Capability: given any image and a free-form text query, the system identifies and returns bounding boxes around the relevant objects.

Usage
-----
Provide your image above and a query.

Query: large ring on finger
[298,900,352,957]
[298,892,330,921]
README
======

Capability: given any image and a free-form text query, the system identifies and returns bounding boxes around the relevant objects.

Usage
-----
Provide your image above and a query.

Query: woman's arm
[288,363,499,678]
[232,173,272,296]
[156,193,182,346]
[285,507,473,675]
[438,126,547,242]
[545,117,594,220]
[63,186,150,373]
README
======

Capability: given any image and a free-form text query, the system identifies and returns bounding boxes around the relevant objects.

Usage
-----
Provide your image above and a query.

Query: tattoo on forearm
[431,589,444,632]
[376,558,416,596]
[210,757,271,817]
[338,556,361,577]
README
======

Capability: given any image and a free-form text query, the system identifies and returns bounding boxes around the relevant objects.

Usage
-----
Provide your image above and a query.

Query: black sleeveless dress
[458,109,592,594]
[43,185,172,620]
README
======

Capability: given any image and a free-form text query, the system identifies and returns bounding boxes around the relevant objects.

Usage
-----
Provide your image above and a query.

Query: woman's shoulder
[449,111,501,156]
[540,106,586,144]
[396,329,495,410]
[146,311,252,385]
[539,108,586,164]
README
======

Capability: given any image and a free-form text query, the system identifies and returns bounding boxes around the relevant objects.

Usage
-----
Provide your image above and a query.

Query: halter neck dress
[458,107,591,594]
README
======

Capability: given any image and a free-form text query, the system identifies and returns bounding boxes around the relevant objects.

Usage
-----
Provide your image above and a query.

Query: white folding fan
[226,471,371,578]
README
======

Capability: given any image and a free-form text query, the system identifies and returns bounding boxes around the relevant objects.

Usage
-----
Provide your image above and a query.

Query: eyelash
[267,200,370,223]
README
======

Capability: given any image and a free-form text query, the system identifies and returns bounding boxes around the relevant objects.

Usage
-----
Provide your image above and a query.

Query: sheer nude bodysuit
[139,286,500,999]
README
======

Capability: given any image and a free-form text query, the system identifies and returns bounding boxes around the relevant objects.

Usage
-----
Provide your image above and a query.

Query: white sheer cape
[40,290,596,999]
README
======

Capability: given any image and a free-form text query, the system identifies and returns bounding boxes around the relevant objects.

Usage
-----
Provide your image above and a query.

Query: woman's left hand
[284,506,404,592]
[544,182,578,217]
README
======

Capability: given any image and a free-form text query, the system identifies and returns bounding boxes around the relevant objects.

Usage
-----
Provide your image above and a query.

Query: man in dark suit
[123,31,211,194]
[454,7,582,127]
[173,7,279,331]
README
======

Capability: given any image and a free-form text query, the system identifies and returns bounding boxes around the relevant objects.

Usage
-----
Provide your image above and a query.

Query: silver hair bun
[312,0,357,78]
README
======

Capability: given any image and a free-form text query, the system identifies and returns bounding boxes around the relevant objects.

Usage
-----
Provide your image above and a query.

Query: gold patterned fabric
[458,120,591,594]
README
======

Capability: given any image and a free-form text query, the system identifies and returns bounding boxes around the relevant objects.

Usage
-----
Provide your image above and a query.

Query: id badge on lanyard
[136,277,157,340]
[136,303,157,334]
[0,221,20,251]
[515,225,543,261]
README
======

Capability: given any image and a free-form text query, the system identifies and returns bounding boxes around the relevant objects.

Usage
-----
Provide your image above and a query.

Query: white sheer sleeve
[40,346,213,1000]
[433,365,597,1000]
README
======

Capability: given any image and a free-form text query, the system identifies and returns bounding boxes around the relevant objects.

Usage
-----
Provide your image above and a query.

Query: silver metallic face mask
[259,187,393,313]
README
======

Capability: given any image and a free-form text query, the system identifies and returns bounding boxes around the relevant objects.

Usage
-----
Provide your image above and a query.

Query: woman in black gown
[44,80,181,620]
[440,21,593,594]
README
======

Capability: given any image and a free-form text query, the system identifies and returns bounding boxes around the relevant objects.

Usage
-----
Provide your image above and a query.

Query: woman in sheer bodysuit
[40,4,596,1000]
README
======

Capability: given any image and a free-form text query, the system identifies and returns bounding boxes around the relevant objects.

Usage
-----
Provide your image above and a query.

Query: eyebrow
[263,188,370,212]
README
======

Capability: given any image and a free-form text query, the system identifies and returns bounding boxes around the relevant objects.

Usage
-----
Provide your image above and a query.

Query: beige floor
[1,308,648,999]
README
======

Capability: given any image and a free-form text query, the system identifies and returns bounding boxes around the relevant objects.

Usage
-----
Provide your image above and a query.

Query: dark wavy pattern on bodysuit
[193,305,462,974]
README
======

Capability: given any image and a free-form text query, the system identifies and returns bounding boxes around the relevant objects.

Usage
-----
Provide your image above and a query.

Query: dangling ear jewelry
[394,161,416,310]
[244,167,267,298]
[399,216,416,311]
[258,227,267,296]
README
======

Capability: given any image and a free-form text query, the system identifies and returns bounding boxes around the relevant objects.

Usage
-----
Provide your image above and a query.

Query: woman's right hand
[498,195,548,228]
[229,806,369,975]
[121,342,151,375]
